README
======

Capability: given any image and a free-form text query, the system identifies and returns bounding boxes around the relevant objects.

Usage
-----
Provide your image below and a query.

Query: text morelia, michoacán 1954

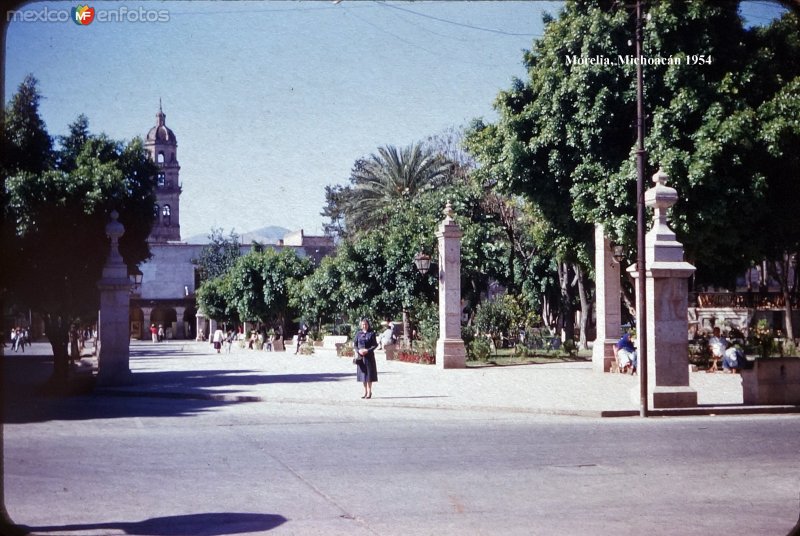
[565,55,712,66]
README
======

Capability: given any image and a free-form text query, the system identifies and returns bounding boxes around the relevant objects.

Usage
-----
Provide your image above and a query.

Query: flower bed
[392,349,435,365]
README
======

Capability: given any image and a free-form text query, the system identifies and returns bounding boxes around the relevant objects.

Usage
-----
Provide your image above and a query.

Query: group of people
[149,324,166,343]
[210,324,285,354]
[614,325,745,374]
[707,326,744,373]
[8,327,30,352]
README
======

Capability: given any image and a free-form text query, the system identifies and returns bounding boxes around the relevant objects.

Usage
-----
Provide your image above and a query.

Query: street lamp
[129,267,143,292]
[406,251,434,348]
[413,252,432,275]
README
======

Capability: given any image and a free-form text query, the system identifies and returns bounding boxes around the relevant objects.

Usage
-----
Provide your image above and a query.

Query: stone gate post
[96,211,133,386]
[593,224,622,372]
[628,170,697,408]
[435,202,467,369]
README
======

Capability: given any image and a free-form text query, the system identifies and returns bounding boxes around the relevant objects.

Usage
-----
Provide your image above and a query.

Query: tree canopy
[2,75,157,378]
[466,1,800,290]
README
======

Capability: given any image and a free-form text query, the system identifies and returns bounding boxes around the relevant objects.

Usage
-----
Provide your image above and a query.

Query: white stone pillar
[435,202,467,369]
[627,170,697,409]
[592,224,622,372]
[96,211,133,386]
[196,311,206,341]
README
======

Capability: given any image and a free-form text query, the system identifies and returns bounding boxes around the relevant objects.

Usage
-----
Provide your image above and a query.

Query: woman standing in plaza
[354,318,378,399]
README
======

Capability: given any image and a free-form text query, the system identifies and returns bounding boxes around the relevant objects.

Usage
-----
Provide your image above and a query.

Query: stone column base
[649,385,697,409]
[592,339,618,373]
[436,338,466,369]
[96,367,134,387]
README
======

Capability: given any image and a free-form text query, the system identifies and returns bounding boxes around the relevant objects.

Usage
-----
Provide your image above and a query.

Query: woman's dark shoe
[366,393,372,399]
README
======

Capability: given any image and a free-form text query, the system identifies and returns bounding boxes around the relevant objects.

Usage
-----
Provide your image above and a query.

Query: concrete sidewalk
[70,340,800,418]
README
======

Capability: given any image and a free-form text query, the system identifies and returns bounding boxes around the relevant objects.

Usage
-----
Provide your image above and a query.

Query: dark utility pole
[635,0,649,417]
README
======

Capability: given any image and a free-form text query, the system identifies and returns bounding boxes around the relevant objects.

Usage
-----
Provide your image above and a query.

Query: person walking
[212,326,225,354]
[225,330,235,353]
[354,318,378,399]
[150,324,158,343]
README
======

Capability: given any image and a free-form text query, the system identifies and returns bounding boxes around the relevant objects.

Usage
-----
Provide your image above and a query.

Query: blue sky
[4,1,787,240]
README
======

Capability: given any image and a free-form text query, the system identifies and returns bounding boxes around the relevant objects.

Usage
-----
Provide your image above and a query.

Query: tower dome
[146,100,177,144]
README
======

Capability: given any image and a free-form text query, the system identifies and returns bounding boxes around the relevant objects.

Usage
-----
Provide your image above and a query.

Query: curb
[91,386,800,419]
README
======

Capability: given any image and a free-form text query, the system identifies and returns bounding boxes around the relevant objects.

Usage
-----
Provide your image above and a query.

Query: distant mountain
[183,225,291,245]
[240,226,292,245]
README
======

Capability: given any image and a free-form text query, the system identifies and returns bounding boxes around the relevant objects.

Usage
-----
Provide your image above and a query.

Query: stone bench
[742,357,800,405]
[382,343,398,361]
[322,335,349,350]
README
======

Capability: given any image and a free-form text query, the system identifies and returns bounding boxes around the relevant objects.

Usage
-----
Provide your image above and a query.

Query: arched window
[157,172,165,186]
[162,204,171,226]
[153,204,160,220]
[157,152,165,164]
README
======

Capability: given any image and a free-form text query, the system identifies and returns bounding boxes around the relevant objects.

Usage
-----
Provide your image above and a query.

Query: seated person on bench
[708,327,728,372]
[722,345,744,373]
[615,333,638,374]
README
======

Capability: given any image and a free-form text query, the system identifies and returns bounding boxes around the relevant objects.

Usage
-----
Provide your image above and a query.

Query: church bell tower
[144,100,181,242]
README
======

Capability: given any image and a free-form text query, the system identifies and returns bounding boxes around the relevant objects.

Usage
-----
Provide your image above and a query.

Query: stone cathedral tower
[144,101,181,242]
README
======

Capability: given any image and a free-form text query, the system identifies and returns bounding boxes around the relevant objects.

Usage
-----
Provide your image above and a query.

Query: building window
[157,152,165,164]
[162,204,171,226]
[157,172,165,186]
[153,204,160,221]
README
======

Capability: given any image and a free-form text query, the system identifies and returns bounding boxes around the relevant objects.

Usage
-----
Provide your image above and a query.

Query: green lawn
[465,347,592,367]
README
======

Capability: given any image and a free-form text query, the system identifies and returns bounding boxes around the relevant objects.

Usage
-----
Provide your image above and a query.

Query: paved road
[4,342,800,535]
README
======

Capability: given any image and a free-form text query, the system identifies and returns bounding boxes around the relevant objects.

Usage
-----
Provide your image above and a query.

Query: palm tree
[345,143,452,232]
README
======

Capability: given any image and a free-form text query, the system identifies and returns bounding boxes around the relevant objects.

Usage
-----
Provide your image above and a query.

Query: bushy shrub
[514,344,532,357]
[337,343,354,357]
[749,319,776,358]
[298,341,315,355]
[394,349,435,365]
[468,337,492,361]
[413,297,439,350]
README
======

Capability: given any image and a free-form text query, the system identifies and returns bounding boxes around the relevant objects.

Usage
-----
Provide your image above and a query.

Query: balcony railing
[690,292,800,309]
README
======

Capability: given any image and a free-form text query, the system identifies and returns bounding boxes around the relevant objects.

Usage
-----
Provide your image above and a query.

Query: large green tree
[228,248,313,330]
[467,1,800,337]
[309,178,511,340]
[2,77,157,379]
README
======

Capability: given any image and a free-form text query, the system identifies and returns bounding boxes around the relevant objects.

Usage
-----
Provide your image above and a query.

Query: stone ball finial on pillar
[443,200,455,222]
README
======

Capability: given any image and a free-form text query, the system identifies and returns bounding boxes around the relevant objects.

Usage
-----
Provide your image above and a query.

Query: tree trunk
[576,263,590,350]
[770,257,795,342]
[402,310,410,349]
[558,261,575,342]
[44,315,70,381]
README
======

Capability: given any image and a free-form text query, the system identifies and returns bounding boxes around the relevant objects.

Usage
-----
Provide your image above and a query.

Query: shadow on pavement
[3,353,351,424]
[20,512,288,535]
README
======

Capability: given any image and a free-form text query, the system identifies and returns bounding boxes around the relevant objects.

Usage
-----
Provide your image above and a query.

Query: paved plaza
[4,341,800,536]
[64,340,800,417]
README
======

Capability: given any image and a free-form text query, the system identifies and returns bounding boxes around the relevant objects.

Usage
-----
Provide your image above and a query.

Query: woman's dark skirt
[356,354,378,382]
